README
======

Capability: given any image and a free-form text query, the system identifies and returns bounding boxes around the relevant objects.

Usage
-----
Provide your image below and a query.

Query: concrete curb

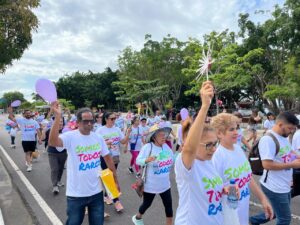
[0,156,34,225]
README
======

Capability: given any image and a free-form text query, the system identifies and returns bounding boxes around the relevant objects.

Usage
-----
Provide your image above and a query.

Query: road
[0,114,299,225]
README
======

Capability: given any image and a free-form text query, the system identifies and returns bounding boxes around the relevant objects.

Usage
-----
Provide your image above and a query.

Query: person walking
[250,112,300,225]
[8,107,42,172]
[175,81,225,225]
[132,122,174,225]
[211,113,273,225]
[42,117,67,194]
[49,103,120,225]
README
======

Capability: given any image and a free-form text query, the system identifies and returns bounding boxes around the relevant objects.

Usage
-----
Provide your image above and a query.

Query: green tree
[0,0,40,73]
[117,34,190,111]
[2,91,26,104]
[56,68,118,109]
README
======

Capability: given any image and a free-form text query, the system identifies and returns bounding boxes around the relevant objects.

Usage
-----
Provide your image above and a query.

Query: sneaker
[26,164,32,172]
[128,167,134,174]
[52,186,59,194]
[104,212,110,219]
[114,201,124,212]
[104,196,113,205]
[135,173,141,178]
[132,215,144,225]
[57,181,64,187]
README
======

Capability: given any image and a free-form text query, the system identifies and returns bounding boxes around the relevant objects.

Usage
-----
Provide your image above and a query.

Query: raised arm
[182,81,214,169]
[49,102,63,147]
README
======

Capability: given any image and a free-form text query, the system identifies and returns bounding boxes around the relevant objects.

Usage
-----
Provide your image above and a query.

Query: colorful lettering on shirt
[102,132,121,151]
[24,124,35,132]
[279,145,293,163]
[154,151,173,175]
[202,175,223,216]
[224,161,251,180]
[75,143,102,171]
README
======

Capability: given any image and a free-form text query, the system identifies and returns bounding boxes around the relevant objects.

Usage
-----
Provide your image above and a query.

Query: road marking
[250,201,300,220]
[0,145,63,225]
[0,209,5,225]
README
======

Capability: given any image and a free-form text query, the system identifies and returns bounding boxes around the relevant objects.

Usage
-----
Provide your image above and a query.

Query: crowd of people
[4,81,300,225]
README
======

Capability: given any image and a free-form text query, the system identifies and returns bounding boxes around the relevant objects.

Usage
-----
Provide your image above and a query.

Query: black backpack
[248,132,280,182]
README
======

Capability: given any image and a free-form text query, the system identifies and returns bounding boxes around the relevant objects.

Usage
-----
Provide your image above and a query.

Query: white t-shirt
[154,115,161,124]
[212,144,252,225]
[259,131,293,193]
[263,120,275,131]
[129,126,143,151]
[16,118,40,141]
[136,143,174,194]
[147,118,156,127]
[292,130,300,153]
[140,125,150,137]
[59,130,109,197]
[175,154,223,225]
[93,123,102,132]
[96,126,124,156]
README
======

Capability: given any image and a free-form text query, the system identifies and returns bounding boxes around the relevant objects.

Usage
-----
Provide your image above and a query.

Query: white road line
[250,201,300,220]
[0,145,63,225]
[0,209,5,225]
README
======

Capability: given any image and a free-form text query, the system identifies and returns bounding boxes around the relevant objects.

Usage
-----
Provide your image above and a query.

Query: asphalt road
[0,114,299,225]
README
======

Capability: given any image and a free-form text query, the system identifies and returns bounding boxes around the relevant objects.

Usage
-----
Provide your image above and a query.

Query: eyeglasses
[200,141,219,150]
[108,117,116,121]
[81,119,95,125]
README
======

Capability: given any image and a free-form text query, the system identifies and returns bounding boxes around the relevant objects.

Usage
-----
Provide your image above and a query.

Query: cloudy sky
[0,0,284,100]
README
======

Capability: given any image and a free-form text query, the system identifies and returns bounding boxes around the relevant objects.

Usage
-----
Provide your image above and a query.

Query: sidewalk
[0,156,34,225]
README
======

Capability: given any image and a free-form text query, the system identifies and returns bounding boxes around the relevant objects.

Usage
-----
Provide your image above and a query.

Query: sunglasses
[200,141,219,150]
[108,117,116,121]
[81,119,95,125]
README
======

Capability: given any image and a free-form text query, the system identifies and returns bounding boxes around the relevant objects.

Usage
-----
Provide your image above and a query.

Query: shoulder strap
[263,132,280,183]
[266,132,280,156]
[142,143,153,181]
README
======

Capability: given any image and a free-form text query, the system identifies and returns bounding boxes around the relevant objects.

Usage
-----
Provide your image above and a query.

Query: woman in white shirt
[174,81,225,225]
[211,113,273,225]
[263,112,276,134]
[132,123,173,225]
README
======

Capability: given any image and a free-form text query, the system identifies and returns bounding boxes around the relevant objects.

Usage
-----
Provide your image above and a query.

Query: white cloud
[1,0,285,100]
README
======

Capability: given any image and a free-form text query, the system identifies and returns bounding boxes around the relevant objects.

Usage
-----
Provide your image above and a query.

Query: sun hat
[145,122,172,143]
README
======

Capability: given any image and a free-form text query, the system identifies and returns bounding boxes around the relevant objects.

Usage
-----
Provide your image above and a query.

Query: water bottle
[227,179,238,209]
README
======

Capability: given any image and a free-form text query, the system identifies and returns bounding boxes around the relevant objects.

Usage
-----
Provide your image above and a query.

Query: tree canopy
[0,0,39,73]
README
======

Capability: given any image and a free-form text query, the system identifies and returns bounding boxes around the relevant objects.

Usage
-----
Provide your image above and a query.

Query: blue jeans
[66,192,104,225]
[249,184,291,225]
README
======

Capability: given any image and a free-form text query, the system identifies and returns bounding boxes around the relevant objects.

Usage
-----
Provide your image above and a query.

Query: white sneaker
[57,181,64,187]
[52,186,59,194]
[132,215,144,225]
[26,164,32,172]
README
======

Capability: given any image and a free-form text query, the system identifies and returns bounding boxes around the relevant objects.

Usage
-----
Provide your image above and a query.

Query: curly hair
[211,113,239,134]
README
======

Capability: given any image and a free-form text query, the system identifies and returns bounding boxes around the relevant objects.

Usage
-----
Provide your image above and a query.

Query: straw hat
[145,122,172,143]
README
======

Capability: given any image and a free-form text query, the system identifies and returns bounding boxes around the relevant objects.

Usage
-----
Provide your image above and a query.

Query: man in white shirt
[250,112,300,225]
[49,102,119,225]
[8,107,42,172]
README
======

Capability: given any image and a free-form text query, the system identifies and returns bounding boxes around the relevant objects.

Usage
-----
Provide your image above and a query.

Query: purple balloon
[35,79,57,103]
[11,100,21,107]
[180,108,189,121]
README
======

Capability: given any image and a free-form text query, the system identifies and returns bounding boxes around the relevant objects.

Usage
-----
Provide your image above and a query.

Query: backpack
[248,132,280,182]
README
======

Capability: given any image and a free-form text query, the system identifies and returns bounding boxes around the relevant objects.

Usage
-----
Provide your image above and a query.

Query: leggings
[139,189,173,217]
[10,136,15,145]
[130,150,140,172]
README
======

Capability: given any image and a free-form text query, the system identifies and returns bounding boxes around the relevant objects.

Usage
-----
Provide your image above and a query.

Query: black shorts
[22,141,36,152]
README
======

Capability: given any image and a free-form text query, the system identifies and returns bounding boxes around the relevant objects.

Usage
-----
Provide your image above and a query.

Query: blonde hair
[182,118,214,142]
[211,113,239,134]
